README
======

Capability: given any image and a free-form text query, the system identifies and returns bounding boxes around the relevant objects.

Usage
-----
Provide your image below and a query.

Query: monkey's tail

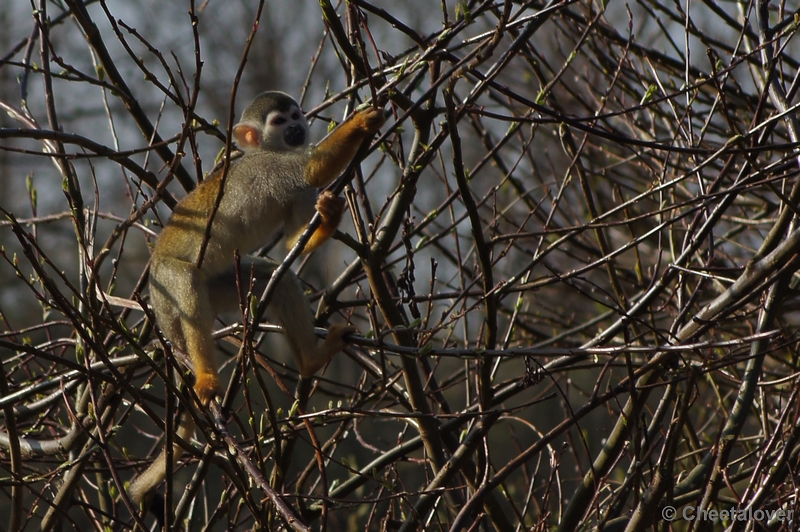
[127,411,195,507]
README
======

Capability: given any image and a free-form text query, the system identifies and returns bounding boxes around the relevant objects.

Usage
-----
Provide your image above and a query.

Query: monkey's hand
[305,104,384,189]
[316,190,346,229]
[352,106,385,135]
[297,191,346,253]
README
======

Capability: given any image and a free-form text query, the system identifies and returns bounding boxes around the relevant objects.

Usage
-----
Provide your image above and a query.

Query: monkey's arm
[303,107,384,187]
[285,107,383,251]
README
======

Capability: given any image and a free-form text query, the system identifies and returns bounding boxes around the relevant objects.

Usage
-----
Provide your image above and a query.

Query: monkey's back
[152,150,310,276]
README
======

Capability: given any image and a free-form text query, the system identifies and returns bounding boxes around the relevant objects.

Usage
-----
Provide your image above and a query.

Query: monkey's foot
[315,191,345,226]
[193,372,221,406]
[298,325,356,377]
[324,324,357,354]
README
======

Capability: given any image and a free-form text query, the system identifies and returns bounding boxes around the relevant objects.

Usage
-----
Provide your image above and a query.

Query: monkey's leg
[150,257,221,404]
[208,257,354,377]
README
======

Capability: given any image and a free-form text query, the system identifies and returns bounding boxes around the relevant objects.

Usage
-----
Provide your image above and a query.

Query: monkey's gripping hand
[304,105,384,189]
[294,190,346,253]
[351,106,385,136]
[316,190,346,232]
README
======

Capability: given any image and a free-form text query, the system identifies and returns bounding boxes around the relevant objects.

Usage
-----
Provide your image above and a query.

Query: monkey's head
[232,91,308,153]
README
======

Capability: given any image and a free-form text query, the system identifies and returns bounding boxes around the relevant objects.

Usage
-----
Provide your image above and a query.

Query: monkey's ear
[232,123,261,150]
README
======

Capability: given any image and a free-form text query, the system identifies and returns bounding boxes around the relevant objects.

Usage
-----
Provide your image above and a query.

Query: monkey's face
[258,102,308,152]
[233,92,309,154]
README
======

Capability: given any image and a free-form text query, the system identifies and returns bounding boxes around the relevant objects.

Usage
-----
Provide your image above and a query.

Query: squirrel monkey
[128,91,384,506]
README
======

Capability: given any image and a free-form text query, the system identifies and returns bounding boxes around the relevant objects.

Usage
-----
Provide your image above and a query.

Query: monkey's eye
[291,112,301,120]
[271,117,287,126]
